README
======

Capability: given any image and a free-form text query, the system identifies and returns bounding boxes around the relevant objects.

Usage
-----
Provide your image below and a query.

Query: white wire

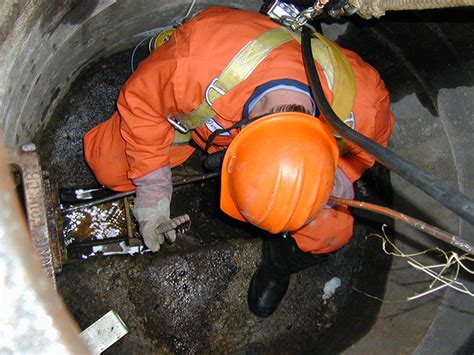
[407,260,474,298]
[130,36,152,73]
[173,0,197,26]
[368,225,474,301]
[182,0,197,23]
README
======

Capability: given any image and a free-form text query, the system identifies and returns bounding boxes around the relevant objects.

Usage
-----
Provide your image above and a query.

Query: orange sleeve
[338,64,395,183]
[117,38,183,180]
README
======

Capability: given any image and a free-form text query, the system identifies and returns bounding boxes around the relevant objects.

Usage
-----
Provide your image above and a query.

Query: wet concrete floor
[38,43,392,352]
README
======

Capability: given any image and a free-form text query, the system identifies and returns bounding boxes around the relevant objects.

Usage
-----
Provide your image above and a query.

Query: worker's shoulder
[340,47,381,81]
[186,6,270,25]
[337,46,391,127]
[171,6,279,64]
[178,6,277,39]
[341,46,388,99]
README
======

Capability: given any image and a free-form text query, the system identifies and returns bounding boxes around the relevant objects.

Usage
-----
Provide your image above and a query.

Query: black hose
[203,150,226,171]
[301,25,474,227]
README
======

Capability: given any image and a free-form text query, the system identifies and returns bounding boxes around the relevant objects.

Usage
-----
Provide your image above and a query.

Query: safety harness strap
[287,29,356,121]
[172,26,356,148]
[178,27,294,130]
[316,32,356,121]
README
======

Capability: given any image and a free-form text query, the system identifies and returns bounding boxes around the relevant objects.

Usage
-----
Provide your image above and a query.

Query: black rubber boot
[248,233,330,318]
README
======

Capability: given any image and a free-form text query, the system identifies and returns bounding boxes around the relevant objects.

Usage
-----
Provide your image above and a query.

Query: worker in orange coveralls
[84,6,394,317]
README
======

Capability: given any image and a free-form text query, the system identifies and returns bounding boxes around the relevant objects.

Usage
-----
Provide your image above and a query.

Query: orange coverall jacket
[84,6,395,254]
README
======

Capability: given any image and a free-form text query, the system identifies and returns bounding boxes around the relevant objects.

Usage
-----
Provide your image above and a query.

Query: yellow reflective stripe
[285,29,335,89]
[287,29,355,121]
[336,137,347,156]
[207,27,294,103]
[179,26,356,135]
[176,104,216,131]
[314,33,356,121]
[181,27,293,130]
[283,29,354,156]
[172,130,192,146]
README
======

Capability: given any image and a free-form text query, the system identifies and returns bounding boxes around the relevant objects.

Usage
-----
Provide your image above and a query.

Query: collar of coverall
[243,79,317,119]
[205,79,319,151]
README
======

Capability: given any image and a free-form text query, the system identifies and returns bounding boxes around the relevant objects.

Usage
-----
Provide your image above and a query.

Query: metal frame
[7,143,65,285]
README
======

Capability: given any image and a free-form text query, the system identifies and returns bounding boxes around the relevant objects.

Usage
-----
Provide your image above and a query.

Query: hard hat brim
[221,154,248,222]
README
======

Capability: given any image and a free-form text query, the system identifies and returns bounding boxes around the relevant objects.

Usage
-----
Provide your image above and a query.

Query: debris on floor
[80,310,128,354]
[322,277,342,303]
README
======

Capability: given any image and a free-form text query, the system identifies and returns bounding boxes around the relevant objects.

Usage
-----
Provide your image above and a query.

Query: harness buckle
[205,77,226,106]
[167,114,190,134]
[262,0,327,31]
[333,112,356,139]
[263,0,301,29]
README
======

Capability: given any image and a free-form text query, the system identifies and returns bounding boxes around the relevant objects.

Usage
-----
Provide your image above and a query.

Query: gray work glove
[325,167,355,208]
[133,199,176,252]
[132,165,176,252]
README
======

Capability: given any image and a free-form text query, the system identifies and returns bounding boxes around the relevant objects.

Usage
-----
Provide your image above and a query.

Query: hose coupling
[328,2,359,18]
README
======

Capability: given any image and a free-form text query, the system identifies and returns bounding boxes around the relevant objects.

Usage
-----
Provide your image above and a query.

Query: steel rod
[61,172,220,213]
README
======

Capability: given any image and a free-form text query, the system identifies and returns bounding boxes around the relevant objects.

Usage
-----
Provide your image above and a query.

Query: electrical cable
[178,0,197,25]
[301,25,474,229]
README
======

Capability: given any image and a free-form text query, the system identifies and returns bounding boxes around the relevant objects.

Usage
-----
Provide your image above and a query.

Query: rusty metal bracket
[44,174,66,270]
[7,143,65,286]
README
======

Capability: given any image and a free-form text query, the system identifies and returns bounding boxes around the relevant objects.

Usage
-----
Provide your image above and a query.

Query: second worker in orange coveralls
[84,6,394,317]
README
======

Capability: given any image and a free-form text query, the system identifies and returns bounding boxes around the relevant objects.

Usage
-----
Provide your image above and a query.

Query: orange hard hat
[220,112,339,233]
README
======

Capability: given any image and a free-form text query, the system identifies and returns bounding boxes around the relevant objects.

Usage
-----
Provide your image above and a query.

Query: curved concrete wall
[1,1,472,352]
[0,0,259,147]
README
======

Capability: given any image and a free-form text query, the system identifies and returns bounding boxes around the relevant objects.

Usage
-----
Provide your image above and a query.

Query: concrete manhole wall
[1,1,473,353]
[1,0,262,146]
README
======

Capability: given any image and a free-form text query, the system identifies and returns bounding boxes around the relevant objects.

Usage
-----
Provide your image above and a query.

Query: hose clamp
[264,1,329,31]
[291,7,319,31]
[264,0,301,29]
[328,3,359,18]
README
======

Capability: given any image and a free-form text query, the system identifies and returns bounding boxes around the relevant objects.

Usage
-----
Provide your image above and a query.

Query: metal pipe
[330,196,474,254]
[61,172,220,213]
[67,236,131,249]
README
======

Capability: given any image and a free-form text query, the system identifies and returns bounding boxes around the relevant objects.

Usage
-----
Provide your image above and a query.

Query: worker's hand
[133,204,176,252]
[132,165,175,252]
